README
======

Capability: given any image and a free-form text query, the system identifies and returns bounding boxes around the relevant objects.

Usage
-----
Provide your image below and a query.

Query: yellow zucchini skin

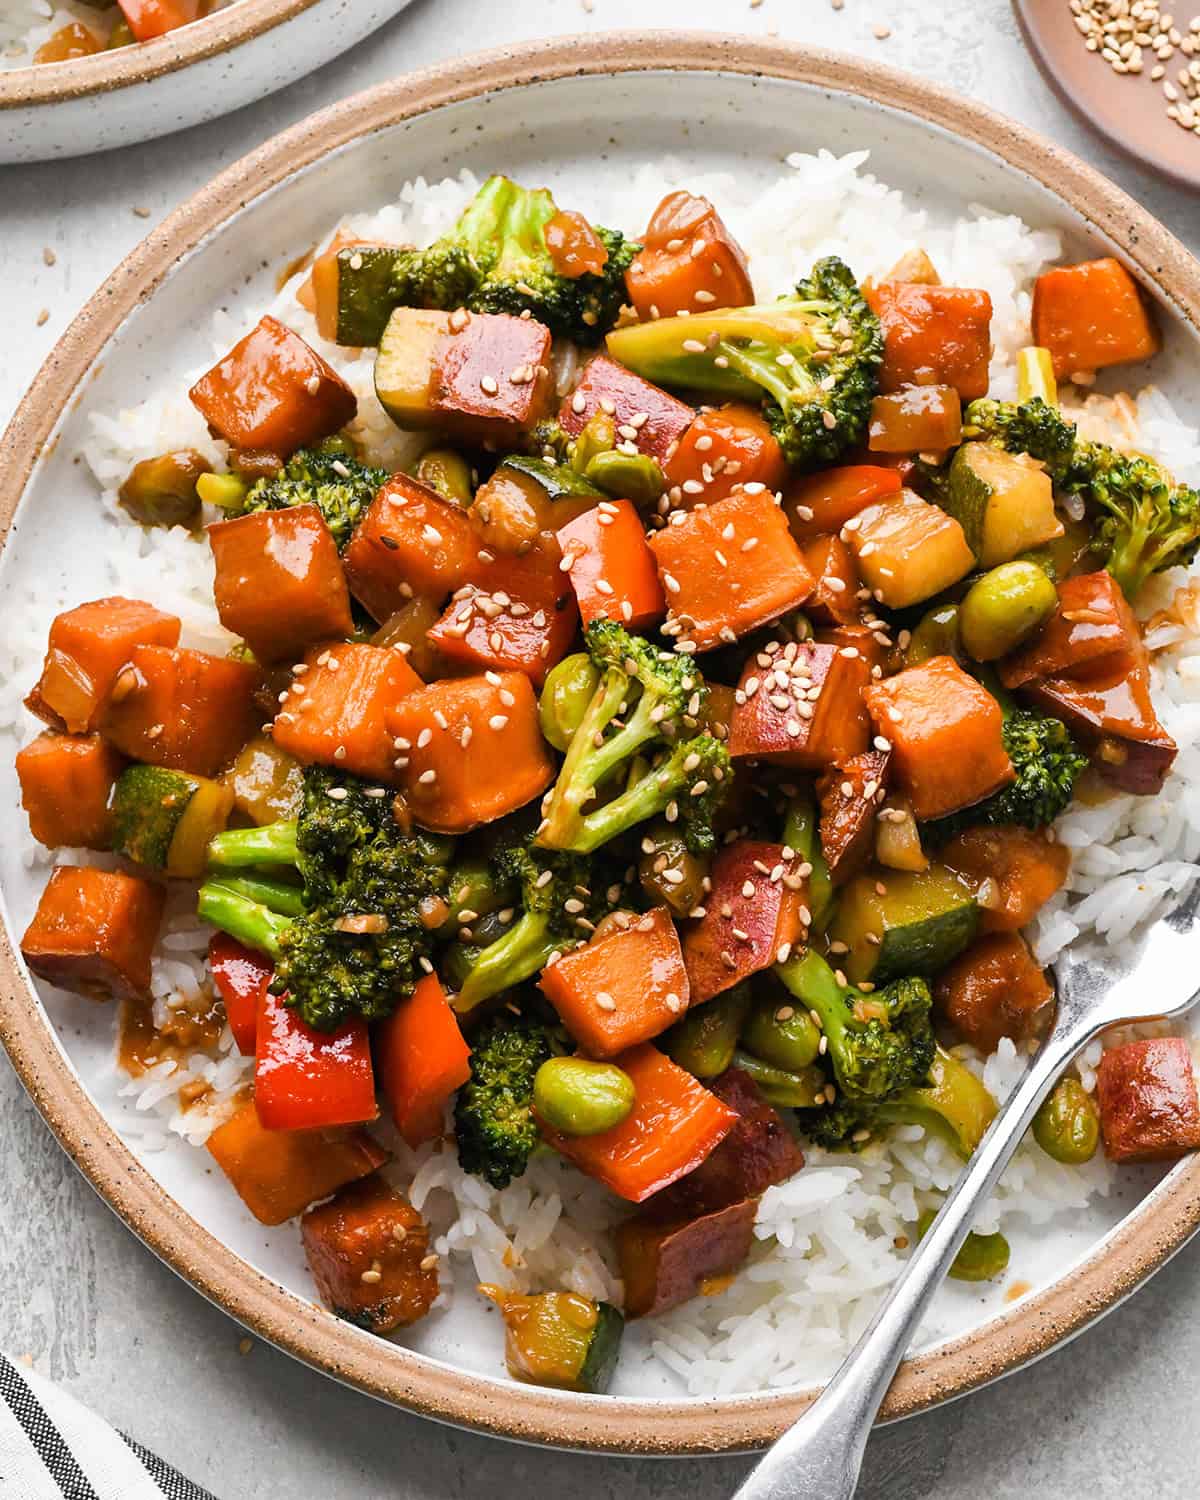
[829,865,979,984]
[111,765,233,878]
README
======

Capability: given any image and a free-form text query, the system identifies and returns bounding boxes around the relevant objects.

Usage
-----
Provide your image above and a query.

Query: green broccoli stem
[206,820,299,872]
[776,947,854,1059]
[213,874,307,919]
[453,913,557,1015]
[539,668,663,849]
[563,743,695,854]
[872,1047,997,1159]
[197,882,291,961]
[781,793,834,930]
[718,338,821,414]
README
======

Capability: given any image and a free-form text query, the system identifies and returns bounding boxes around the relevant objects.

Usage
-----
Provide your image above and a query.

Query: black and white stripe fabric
[0,1353,215,1500]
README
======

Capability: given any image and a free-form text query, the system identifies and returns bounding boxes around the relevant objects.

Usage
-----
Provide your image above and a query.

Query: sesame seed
[489,714,509,731]
[418,770,438,785]
[596,991,617,1011]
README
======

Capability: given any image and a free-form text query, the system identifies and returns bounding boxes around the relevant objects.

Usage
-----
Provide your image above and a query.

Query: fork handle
[732,1024,1083,1500]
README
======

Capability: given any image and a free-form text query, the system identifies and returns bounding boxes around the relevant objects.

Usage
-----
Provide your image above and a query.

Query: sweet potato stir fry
[16,175,1200,1391]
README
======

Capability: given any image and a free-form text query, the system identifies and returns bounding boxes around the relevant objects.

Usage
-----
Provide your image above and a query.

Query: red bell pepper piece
[377,974,472,1147]
[208,932,270,1057]
[255,989,377,1132]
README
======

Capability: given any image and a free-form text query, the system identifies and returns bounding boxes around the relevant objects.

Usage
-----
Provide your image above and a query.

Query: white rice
[5,147,1200,1395]
[0,0,234,68]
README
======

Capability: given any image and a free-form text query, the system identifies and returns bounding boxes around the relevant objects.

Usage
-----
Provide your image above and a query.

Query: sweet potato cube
[20,865,165,1004]
[117,0,201,42]
[651,489,813,651]
[865,282,993,399]
[814,622,890,677]
[342,473,478,623]
[558,355,694,464]
[100,645,259,777]
[1026,667,1177,796]
[301,1176,438,1332]
[17,733,125,851]
[428,543,577,686]
[940,825,1071,935]
[385,672,555,833]
[627,191,755,321]
[648,1067,804,1221]
[800,534,860,626]
[663,403,786,509]
[1000,572,1143,689]
[1096,1038,1200,1163]
[189,314,356,459]
[933,933,1054,1053]
[728,640,871,771]
[785,464,902,540]
[208,504,353,664]
[27,597,181,735]
[617,1198,757,1318]
[816,747,891,886]
[540,908,689,1059]
[844,490,974,610]
[541,1043,738,1203]
[273,641,421,785]
[683,840,810,1003]
[207,1101,388,1226]
[557,500,665,630]
[864,656,1014,822]
[1032,258,1160,379]
[430,311,554,445]
[867,386,963,454]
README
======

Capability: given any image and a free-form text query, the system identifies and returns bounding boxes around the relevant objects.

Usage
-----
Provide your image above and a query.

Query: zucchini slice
[829,864,978,985]
[333,245,405,348]
[480,1286,624,1394]
[943,442,1063,566]
[112,765,234,878]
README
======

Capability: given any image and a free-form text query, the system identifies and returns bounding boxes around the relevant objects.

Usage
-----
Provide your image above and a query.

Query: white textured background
[3,1,1200,1495]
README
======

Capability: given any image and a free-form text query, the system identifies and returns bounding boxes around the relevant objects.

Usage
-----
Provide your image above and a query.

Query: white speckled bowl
[2,31,1200,1456]
[0,0,415,163]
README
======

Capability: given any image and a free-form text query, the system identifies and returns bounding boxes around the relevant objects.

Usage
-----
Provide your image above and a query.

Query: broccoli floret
[963,396,1078,480]
[225,442,388,552]
[537,619,730,854]
[1066,440,1200,600]
[453,837,625,1015]
[454,1011,559,1188]
[606,255,882,468]
[198,767,448,1030]
[390,175,638,344]
[963,398,1200,598]
[926,704,1088,841]
[777,949,935,1107]
[802,1046,997,1160]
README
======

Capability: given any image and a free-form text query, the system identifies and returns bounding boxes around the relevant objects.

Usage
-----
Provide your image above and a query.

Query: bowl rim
[0,0,323,108]
[3,29,1200,1456]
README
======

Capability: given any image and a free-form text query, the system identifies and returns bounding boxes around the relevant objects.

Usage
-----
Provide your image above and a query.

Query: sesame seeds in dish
[5,147,1200,1401]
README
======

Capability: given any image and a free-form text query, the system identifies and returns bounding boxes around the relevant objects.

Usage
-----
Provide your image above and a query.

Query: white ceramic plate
[1,35,1199,1454]
[0,0,415,163]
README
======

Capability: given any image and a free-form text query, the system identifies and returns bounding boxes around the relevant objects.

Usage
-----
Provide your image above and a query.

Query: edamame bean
[903,602,962,668]
[916,1208,1011,1282]
[960,561,1057,663]
[539,653,601,751]
[119,450,210,529]
[583,450,665,505]
[662,985,752,1078]
[742,995,822,1071]
[533,1057,636,1136]
[1032,1076,1100,1164]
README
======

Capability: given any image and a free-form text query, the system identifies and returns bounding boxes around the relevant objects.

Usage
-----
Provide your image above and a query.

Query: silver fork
[733,878,1200,1500]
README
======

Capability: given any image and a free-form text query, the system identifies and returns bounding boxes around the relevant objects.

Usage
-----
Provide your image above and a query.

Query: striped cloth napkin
[0,1353,215,1499]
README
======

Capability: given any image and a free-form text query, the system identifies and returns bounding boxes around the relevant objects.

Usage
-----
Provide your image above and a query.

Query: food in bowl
[0,0,233,67]
[8,152,1200,1397]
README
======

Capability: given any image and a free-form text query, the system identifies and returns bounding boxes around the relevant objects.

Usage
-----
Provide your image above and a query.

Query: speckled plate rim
[0,0,322,107]
[3,31,1200,1457]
